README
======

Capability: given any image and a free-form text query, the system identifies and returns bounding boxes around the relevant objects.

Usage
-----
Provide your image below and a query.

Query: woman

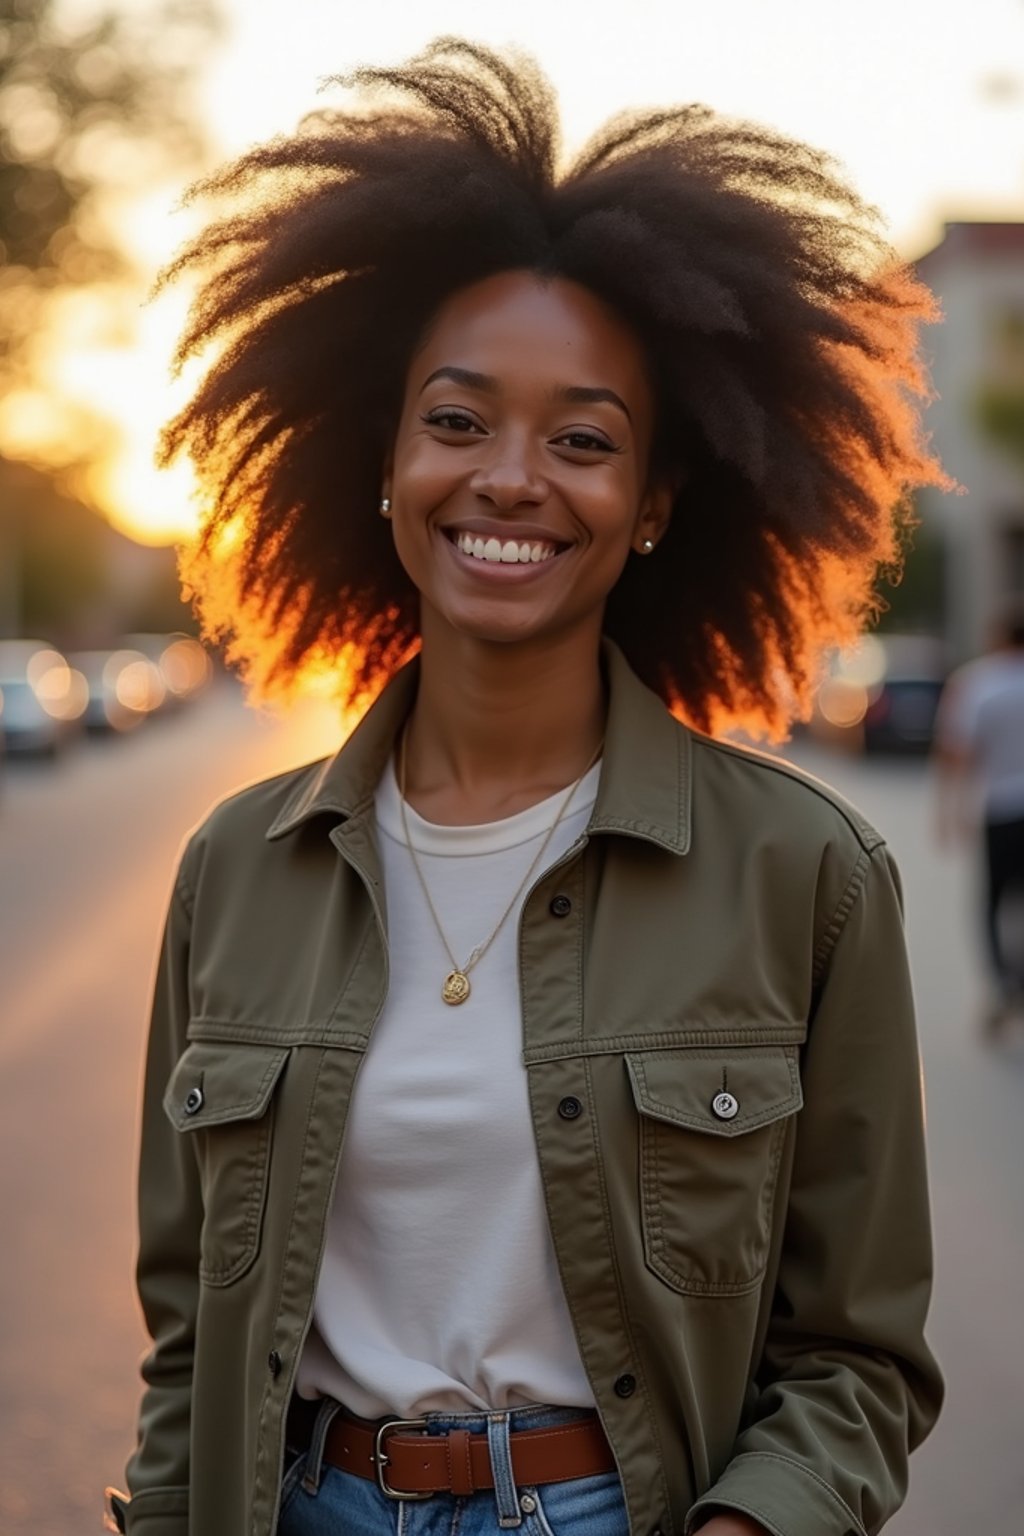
[109,39,945,1536]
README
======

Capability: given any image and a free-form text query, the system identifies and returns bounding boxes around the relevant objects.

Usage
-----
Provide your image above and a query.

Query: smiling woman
[115,36,944,1536]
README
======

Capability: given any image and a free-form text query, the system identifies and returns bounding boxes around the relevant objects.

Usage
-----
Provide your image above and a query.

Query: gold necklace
[397,727,603,1006]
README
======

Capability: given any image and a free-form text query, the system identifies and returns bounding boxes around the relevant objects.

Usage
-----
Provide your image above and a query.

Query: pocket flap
[163,1041,289,1133]
[626,1045,802,1138]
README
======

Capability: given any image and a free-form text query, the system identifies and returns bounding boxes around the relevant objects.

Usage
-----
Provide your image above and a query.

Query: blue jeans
[276,1401,629,1536]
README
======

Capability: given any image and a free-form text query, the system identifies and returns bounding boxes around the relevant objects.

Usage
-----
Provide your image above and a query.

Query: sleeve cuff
[684,1452,868,1536]
[120,1486,189,1536]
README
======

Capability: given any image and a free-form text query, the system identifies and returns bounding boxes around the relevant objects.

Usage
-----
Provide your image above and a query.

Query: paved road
[0,680,343,1534]
[0,688,1020,1533]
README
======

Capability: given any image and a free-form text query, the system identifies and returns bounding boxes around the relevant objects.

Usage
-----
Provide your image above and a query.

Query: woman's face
[383,269,670,649]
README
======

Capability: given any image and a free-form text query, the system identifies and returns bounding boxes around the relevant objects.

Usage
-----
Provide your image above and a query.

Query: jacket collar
[265,638,691,855]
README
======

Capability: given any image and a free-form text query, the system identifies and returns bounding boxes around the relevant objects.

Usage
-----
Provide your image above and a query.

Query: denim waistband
[285,1395,605,1525]
[416,1402,597,1435]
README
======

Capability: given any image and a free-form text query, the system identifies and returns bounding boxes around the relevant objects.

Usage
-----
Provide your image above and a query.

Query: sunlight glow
[4,0,1023,551]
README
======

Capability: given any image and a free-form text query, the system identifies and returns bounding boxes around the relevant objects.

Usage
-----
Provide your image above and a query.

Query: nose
[467,431,548,509]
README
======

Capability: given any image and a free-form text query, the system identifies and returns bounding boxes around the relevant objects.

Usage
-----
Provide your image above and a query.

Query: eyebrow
[420,366,633,424]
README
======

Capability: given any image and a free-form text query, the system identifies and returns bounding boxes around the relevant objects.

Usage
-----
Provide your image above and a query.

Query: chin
[441,604,556,647]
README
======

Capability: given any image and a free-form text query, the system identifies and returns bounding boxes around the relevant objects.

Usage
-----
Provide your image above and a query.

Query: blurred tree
[975,307,1024,473]
[0,0,221,638]
[976,387,1024,468]
[875,515,947,633]
[0,0,221,374]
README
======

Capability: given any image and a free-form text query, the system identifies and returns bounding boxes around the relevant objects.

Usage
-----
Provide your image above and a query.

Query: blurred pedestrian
[108,38,945,1536]
[935,609,1024,1033]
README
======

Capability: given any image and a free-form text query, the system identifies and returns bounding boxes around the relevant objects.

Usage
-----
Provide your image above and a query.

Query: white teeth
[452,530,559,564]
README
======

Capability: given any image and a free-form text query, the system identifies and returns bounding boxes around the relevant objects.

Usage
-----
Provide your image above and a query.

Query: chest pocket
[626,1045,802,1297]
[164,1041,289,1287]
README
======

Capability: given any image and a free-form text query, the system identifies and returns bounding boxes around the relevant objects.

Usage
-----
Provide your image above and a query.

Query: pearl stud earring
[380,497,391,516]
[641,538,654,554]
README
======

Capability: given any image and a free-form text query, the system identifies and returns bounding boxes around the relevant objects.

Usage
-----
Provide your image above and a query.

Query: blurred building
[0,458,190,647]
[915,222,1024,661]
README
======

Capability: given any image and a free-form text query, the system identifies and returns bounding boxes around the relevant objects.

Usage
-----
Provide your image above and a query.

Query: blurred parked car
[809,633,947,755]
[67,649,166,733]
[0,640,87,757]
[120,633,213,708]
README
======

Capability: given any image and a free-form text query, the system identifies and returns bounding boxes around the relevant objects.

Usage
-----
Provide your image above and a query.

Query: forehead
[410,270,652,400]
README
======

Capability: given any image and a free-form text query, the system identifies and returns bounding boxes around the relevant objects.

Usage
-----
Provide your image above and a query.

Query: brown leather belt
[287,1399,616,1501]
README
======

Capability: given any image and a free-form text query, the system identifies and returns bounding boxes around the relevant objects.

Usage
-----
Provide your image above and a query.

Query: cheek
[392,435,464,516]
[572,469,643,545]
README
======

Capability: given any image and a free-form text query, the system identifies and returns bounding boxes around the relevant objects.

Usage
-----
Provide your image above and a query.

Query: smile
[447,530,561,565]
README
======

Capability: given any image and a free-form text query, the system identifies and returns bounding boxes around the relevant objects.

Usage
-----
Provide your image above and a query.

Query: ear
[632,474,676,555]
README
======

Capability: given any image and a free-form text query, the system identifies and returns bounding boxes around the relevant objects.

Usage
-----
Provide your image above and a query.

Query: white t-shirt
[295,755,600,1418]
[937,651,1024,821]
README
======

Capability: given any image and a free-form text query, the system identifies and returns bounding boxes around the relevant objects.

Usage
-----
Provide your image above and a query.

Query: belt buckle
[373,1416,432,1501]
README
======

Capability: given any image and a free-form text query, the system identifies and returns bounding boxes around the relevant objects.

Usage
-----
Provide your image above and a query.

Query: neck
[402,612,606,820]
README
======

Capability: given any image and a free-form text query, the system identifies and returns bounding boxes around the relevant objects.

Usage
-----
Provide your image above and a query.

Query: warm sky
[20,0,1024,543]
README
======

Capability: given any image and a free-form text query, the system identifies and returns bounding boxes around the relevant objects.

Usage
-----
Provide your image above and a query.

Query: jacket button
[268,1350,282,1378]
[184,1086,204,1115]
[558,1096,583,1120]
[549,894,572,917]
[613,1373,637,1398]
[711,1091,739,1121]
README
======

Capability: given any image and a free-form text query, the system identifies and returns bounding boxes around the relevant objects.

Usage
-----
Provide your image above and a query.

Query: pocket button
[711,1091,739,1120]
[184,1086,204,1115]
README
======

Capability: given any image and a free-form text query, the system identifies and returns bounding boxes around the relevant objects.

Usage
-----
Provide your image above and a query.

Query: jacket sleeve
[120,849,201,1536]
[685,844,944,1536]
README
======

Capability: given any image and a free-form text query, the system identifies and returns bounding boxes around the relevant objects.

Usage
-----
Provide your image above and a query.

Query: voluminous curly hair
[160,35,949,738]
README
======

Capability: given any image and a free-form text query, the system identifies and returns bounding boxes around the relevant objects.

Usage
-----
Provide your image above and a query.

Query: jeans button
[520,1494,537,1513]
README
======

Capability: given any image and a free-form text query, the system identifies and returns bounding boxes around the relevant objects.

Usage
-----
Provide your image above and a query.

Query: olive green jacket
[119,640,941,1536]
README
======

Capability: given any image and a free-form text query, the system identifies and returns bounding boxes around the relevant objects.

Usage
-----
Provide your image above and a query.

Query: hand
[692,1514,772,1536]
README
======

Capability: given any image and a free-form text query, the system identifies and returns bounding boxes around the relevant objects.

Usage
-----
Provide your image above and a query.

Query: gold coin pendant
[441,970,471,1006]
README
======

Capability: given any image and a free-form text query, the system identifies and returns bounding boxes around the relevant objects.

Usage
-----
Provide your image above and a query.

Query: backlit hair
[160,36,949,738]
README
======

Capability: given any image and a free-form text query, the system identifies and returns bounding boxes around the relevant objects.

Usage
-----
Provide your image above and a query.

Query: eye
[554,429,619,453]
[422,408,484,434]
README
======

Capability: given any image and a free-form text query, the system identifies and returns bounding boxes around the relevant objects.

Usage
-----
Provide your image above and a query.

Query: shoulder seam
[811,847,871,985]
[690,733,884,853]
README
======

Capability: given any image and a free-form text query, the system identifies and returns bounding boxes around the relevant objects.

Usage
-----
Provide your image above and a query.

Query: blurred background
[1,0,1023,1530]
